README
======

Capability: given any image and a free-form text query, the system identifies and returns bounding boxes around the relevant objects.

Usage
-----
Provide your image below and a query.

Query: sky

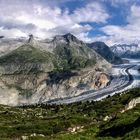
[0,0,140,46]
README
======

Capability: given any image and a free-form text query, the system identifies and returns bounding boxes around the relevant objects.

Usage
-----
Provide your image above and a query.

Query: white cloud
[95,5,140,46]
[0,0,109,39]
[0,27,27,38]
[72,2,109,23]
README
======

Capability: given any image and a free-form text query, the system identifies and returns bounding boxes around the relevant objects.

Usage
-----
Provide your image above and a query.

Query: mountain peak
[110,43,140,58]
[63,33,77,41]
[0,36,4,39]
[87,41,123,64]
[53,33,83,45]
[62,33,83,44]
[63,33,74,37]
[28,34,34,43]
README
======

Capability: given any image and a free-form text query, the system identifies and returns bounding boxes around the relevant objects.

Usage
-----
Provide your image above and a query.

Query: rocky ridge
[0,34,111,106]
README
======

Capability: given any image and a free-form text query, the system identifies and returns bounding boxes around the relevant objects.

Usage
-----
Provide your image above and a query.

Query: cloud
[93,4,140,46]
[0,27,27,38]
[49,24,92,36]
[99,0,140,6]
[0,0,109,39]
[72,2,109,23]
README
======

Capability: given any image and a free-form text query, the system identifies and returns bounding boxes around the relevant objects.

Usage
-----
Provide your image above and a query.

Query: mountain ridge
[0,33,111,106]
[111,43,140,58]
[87,41,123,64]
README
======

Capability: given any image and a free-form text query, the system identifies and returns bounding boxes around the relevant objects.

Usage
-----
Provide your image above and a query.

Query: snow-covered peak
[110,43,140,58]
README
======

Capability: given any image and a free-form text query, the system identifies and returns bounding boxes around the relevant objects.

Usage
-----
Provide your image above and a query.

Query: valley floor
[0,88,140,139]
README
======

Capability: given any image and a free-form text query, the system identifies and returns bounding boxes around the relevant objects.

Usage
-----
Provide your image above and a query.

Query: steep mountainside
[111,43,140,58]
[0,34,111,106]
[87,41,123,64]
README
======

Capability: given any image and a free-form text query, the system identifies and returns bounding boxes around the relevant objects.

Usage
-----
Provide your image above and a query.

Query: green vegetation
[0,88,140,139]
[0,42,138,139]
[53,44,96,71]
[0,43,97,73]
[0,44,54,64]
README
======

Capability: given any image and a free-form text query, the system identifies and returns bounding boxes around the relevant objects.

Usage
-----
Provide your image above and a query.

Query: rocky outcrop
[123,97,140,112]
[91,73,110,90]
[67,125,84,133]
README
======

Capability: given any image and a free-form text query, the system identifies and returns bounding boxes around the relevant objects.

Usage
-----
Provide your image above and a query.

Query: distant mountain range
[111,43,140,58]
[87,42,123,64]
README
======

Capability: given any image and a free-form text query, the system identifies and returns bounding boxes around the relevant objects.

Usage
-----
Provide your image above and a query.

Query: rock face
[110,43,140,58]
[87,42,123,64]
[0,34,111,106]
[0,36,26,57]
[125,97,140,111]
[91,73,110,90]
